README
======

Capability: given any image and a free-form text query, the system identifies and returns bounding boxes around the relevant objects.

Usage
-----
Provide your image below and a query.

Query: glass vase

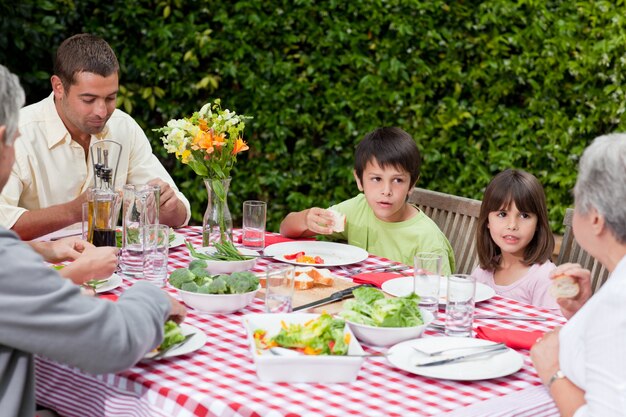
[202,177,233,247]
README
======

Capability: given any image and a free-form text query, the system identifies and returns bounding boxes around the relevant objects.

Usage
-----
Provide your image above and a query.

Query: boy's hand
[305,208,337,235]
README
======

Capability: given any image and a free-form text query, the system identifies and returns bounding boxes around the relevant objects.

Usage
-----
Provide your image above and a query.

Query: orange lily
[232,137,249,155]
[198,118,209,132]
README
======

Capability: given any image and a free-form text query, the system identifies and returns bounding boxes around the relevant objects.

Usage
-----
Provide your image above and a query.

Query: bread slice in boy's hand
[549,274,580,299]
[328,210,345,232]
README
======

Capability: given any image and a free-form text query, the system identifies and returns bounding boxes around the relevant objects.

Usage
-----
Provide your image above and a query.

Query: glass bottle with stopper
[89,140,123,247]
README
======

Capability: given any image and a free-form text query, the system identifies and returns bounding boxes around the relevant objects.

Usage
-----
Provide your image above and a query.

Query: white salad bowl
[242,313,365,383]
[177,286,259,314]
[345,308,435,347]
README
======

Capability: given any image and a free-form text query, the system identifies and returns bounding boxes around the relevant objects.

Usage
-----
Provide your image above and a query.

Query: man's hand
[29,237,93,263]
[148,178,187,227]
[165,293,188,324]
[550,263,592,320]
[58,246,119,284]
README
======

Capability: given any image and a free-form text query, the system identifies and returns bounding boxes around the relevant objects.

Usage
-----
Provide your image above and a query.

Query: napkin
[351,272,404,288]
[236,233,314,246]
[475,326,544,350]
[99,294,119,302]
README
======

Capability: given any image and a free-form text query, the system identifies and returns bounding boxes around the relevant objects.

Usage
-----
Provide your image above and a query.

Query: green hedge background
[3,0,626,232]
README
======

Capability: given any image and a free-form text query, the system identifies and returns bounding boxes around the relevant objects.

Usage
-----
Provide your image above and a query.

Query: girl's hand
[305,208,336,235]
[550,263,592,319]
[530,327,561,385]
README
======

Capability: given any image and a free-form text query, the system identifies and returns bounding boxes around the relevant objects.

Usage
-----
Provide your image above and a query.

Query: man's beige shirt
[0,93,191,228]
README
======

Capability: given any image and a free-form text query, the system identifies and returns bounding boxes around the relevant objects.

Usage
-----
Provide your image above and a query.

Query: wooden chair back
[408,187,482,274]
[556,208,610,294]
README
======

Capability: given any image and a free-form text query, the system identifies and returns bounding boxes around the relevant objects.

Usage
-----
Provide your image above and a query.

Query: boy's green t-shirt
[329,194,455,274]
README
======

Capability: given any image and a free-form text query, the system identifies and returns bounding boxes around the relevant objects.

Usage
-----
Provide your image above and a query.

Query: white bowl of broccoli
[169,260,260,314]
[339,286,434,347]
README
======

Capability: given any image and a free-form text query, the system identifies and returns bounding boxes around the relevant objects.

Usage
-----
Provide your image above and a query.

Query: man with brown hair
[0,33,191,240]
[0,63,187,417]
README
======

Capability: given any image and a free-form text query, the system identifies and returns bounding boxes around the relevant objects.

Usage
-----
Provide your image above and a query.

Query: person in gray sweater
[0,65,187,416]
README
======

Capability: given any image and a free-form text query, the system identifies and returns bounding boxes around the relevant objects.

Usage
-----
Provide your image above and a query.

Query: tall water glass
[413,252,443,316]
[143,224,169,287]
[445,274,476,337]
[265,264,295,313]
[242,200,266,250]
[120,184,160,277]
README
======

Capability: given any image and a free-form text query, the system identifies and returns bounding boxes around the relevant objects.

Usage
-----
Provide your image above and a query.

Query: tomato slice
[314,256,324,264]
[284,251,305,260]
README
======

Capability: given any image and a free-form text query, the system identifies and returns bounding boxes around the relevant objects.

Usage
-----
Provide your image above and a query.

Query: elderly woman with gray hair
[531,134,626,417]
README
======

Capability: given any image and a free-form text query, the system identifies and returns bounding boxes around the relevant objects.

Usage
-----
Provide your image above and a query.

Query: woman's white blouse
[559,255,626,417]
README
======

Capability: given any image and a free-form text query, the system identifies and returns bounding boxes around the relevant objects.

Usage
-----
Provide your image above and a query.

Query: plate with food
[242,312,365,383]
[85,273,123,293]
[115,227,184,248]
[381,276,496,304]
[144,322,207,360]
[264,241,368,267]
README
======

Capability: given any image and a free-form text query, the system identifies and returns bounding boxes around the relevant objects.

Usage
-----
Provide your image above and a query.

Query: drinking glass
[120,184,160,277]
[242,200,266,250]
[143,224,170,287]
[413,252,443,316]
[445,274,476,337]
[265,264,295,313]
[81,202,91,242]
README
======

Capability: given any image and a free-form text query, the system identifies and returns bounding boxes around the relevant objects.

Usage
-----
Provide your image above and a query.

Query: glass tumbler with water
[413,252,443,316]
[265,264,295,313]
[143,224,170,287]
[120,184,160,277]
[445,274,477,337]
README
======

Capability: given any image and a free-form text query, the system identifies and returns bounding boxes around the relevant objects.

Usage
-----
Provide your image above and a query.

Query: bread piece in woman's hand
[549,275,580,298]
[328,210,345,232]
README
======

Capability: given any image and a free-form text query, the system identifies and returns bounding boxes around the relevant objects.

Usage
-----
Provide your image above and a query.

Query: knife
[415,345,508,367]
[474,315,547,321]
[292,284,373,311]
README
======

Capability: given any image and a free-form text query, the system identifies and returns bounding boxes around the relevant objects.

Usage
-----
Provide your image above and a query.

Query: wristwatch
[547,369,566,388]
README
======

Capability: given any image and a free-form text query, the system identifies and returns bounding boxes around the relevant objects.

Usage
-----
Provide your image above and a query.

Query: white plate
[169,232,186,248]
[94,273,123,293]
[387,337,523,380]
[381,276,496,303]
[144,323,207,359]
[264,241,369,267]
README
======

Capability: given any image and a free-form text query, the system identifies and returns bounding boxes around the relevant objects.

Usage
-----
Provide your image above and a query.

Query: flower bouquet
[155,99,252,249]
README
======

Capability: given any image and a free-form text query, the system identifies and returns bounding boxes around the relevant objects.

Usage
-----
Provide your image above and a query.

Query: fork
[152,333,195,360]
[412,342,506,357]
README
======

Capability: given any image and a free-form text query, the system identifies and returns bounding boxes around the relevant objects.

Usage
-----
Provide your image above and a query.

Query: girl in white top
[471,169,559,312]
[531,133,626,417]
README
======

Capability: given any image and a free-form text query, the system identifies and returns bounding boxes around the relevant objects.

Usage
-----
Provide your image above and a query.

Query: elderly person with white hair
[531,134,626,416]
[0,64,186,417]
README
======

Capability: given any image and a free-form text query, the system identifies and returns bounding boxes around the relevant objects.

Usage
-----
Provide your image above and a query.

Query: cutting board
[256,277,359,314]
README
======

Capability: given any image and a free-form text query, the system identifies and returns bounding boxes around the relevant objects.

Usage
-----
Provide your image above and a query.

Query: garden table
[35,227,563,417]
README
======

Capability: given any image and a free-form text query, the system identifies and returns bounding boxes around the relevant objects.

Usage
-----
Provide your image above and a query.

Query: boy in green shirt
[280,127,455,274]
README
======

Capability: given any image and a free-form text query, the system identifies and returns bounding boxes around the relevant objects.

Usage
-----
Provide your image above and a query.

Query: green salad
[159,320,186,351]
[339,286,424,328]
[253,313,350,355]
[115,228,176,248]
[168,260,259,294]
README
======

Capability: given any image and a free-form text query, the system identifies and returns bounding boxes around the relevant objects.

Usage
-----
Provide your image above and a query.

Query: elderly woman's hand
[550,263,592,319]
[530,327,561,386]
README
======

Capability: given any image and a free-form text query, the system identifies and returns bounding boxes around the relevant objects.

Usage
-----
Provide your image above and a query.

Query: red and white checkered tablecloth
[35,227,564,417]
